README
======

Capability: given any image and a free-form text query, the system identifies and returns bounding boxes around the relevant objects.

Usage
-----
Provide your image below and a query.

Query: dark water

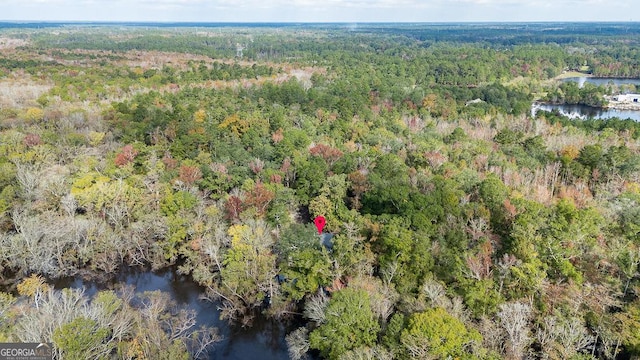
[532,77,640,121]
[531,102,640,121]
[561,76,640,88]
[53,267,290,360]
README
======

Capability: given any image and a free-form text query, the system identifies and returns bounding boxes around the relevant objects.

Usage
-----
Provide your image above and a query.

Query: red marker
[314,216,326,234]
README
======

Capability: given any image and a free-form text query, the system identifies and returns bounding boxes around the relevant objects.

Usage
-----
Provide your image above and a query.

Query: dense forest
[1,22,640,359]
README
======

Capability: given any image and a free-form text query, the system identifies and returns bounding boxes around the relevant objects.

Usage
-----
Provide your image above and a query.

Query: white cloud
[1,0,635,22]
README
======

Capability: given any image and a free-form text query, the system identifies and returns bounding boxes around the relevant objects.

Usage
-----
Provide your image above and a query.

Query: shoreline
[533,100,640,112]
[603,102,640,111]
[554,71,593,80]
[553,72,640,81]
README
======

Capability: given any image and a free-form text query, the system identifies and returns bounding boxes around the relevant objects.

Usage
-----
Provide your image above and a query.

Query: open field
[554,70,593,80]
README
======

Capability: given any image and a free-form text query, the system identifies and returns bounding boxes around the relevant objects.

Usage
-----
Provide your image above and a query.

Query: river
[53,267,291,360]
[561,76,640,88]
[531,76,640,121]
[531,102,640,121]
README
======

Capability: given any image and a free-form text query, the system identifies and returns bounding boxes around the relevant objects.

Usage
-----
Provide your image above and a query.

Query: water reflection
[53,267,290,360]
[533,76,640,121]
[532,103,640,121]
[561,76,640,88]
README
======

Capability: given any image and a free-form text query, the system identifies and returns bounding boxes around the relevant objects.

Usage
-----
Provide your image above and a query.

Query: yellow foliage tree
[193,109,207,123]
[17,274,50,308]
[71,172,144,223]
[560,145,580,161]
[88,131,105,147]
[218,114,250,137]
[24,108,44,123]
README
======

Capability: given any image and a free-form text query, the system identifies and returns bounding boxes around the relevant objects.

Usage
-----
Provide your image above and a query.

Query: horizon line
[1,20,639,24]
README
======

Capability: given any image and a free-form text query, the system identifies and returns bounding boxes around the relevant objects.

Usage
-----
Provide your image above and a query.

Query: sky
[1,0,636,23]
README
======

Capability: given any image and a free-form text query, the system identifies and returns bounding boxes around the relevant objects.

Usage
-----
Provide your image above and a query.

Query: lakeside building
[613,94,640,103]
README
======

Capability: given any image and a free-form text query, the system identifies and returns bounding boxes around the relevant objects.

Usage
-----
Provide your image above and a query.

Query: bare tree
[339,345,393,360]
[14,162,40,201]
[592,319,623,360]
[8,209,66,276]
[380,260,399,286]
[188,327,221,360]
[15,288,88,344]
[345,276,398,322]
[497,301,532,359]
[286,327,310,360]
[536,315,594,359]
[402,333,433,359]
[478,316,505,355]
[128,212,168,267]
[6,207,124,277]
[60,194,77,217]
[421,278,448,308]
[304,291,329,324]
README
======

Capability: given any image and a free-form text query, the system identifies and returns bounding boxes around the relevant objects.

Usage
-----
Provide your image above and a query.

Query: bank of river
[53,267,291,360]
[560,76,640,88]
[531,102,640,121]
[532,76,640,121]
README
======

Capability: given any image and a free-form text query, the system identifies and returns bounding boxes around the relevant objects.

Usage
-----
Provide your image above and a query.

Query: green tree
[53,316,111,360]
[216,220,277,322]
[294,155,329,205]
[309,288,380,359]
[330,223,375,278]
[617,300,640,356]
[309,174,356,232]
[400,307,482,359]
[376,217,433,294]
[0,292,16,342]
[276,223,333,300]
[362,153,410,215]
[478,174,510,234]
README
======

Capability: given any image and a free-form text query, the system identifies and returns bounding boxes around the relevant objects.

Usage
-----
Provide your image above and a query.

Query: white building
[613,94,640,103]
